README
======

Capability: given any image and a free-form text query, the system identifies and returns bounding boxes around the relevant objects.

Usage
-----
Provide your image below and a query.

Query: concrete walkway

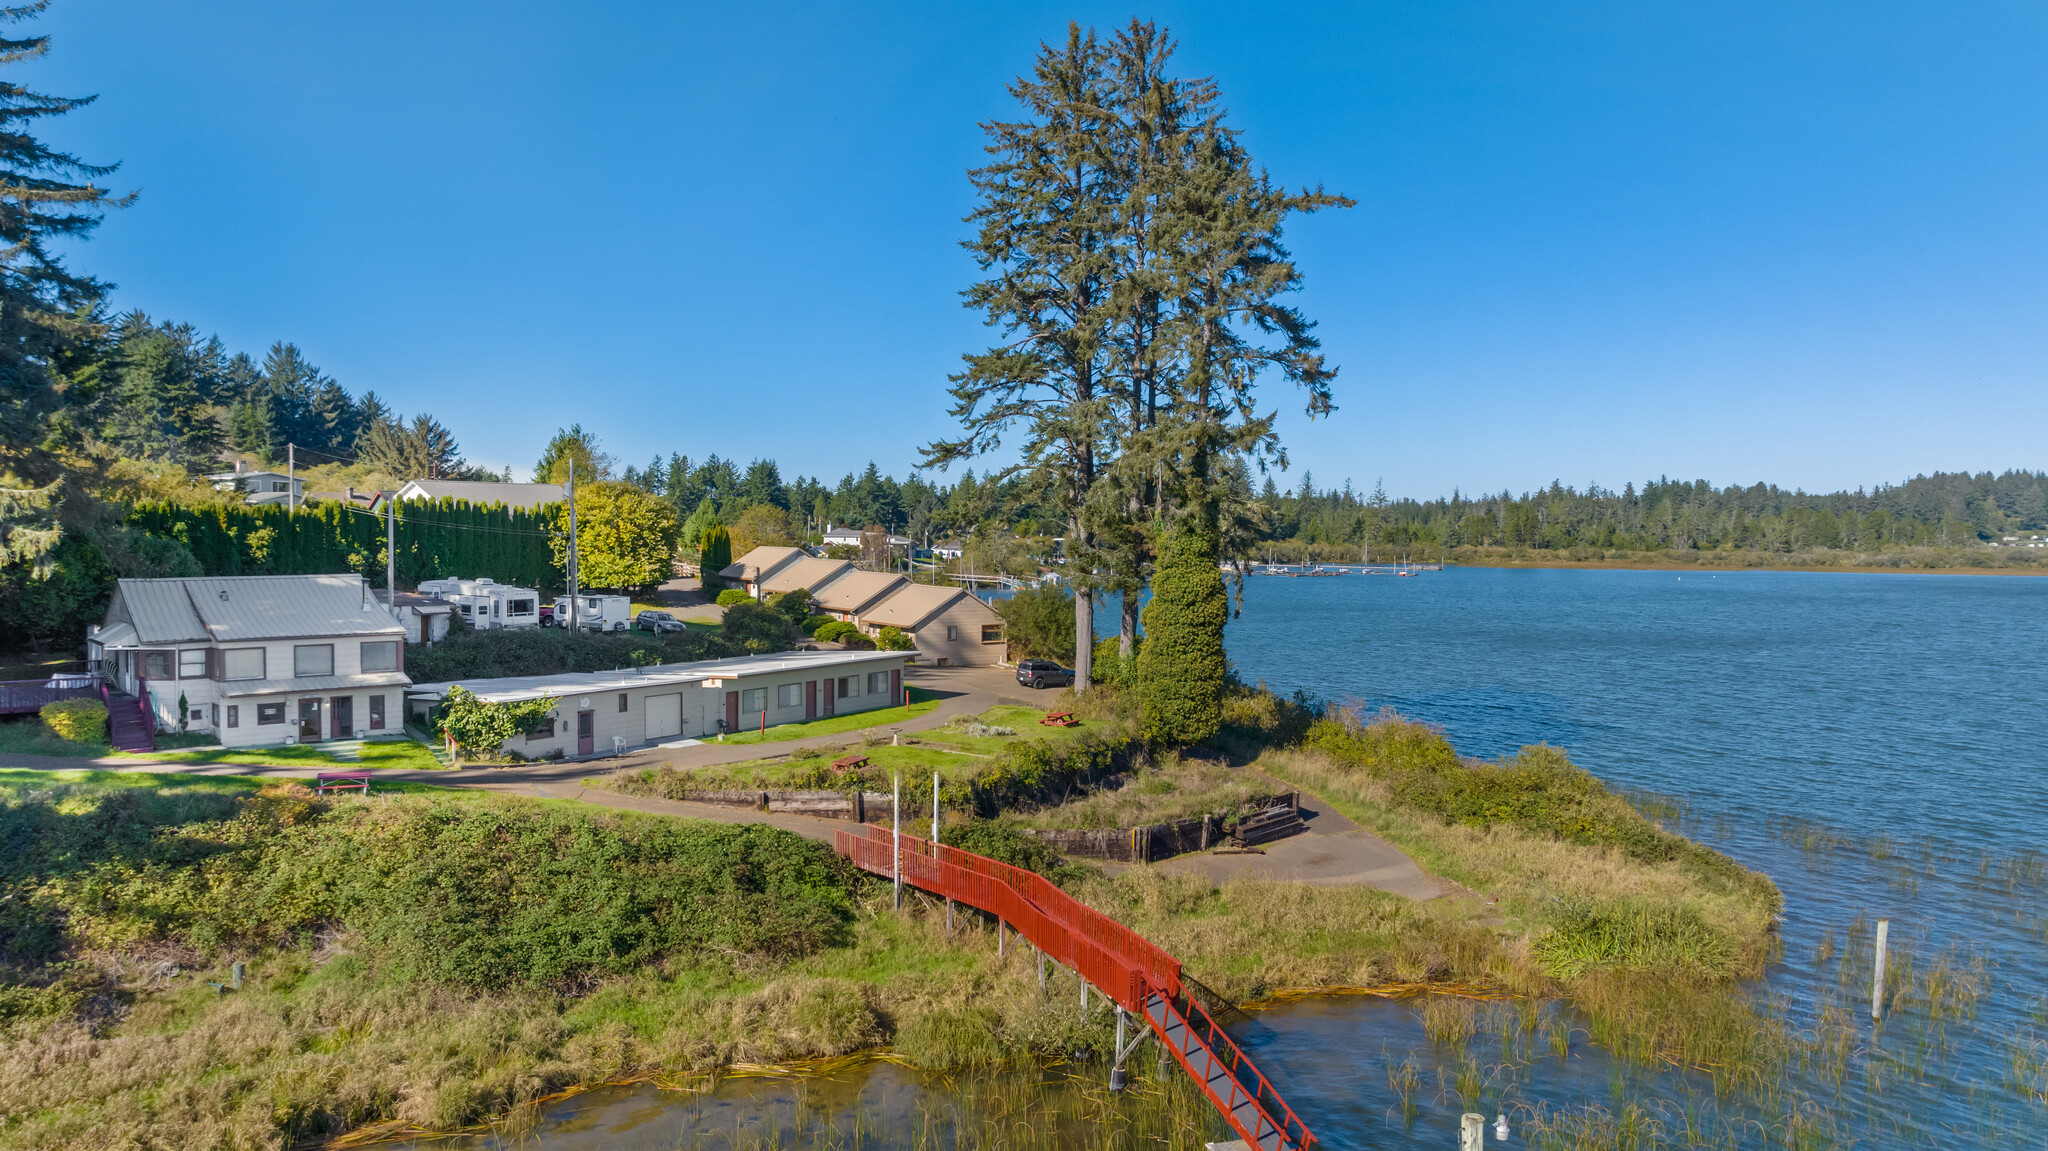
[1119,787,1446,901]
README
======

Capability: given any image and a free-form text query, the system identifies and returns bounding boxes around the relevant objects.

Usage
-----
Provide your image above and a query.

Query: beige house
[718,545,1008,665]
[855,584,1005,667]
[407,649,912,757]
[87,575,411,747]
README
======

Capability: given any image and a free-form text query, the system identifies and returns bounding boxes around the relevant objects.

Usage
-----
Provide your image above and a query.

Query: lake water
[431,568,2048,1149]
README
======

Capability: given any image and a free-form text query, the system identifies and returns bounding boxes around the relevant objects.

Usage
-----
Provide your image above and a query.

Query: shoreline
[1446,558,2048,577]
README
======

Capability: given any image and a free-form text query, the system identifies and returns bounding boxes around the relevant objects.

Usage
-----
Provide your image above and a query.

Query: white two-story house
[86,574,412,748]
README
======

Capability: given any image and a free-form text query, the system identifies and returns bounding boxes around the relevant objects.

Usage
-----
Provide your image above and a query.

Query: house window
[777,683,803,709]
[223,648,265,680]
[981,625,1003,643]
[256,702,286,725]
[867,672,890,695]
[740,687,768,713]
[369,695,386,729]
[271,480,288,493]
[360,641,399,673]
[946,625,958,641]
[142,651,172,679]
[618,692,629,713]
[526,716,556,741]
[294,644,334,677]
[179,649,207,678]
[226,705,239,728]
[838,676,857,698]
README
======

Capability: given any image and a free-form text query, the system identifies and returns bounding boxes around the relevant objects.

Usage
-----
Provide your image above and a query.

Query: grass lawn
[110,737,450,772]
[0,767,460,795]
[0,715,110,758]
[718,687,942,744]
[913,703,1100,754]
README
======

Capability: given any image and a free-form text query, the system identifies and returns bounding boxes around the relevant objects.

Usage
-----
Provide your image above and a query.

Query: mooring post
[1038,948,1046,989]
[892,773,902,911]
[1871,918,1890,1021]
[998,919,1006,958]
[1080,977,1088,1015]
[1460,1112,1485,1151]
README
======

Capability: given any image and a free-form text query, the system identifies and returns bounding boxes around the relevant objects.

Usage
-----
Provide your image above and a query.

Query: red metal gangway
[836,825,1317,1151]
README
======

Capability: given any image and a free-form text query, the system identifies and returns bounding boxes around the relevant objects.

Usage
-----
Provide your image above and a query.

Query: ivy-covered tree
[1133,526,1227,744]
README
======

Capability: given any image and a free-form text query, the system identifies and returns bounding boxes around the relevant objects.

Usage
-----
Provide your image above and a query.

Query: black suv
[1016,659,1074,689]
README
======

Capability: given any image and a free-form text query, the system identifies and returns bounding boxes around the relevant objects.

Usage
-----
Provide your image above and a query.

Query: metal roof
[405,648,910,704]
[102,575,405,646]
[396,480,564,509]
[222,672,413,698]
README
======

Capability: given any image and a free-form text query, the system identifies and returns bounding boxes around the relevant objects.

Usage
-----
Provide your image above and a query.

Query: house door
[298,698,322,742]
[576,710,594,756]
[724,691,739,734]
[805,680,818,719]
[331,696,353,739]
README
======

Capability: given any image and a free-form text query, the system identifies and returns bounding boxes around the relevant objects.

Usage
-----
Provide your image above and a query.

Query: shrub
[766,587,814,622]
[813,619,854,643]
[722,600,800,653]
[993,583,1075,662]
[715,588,753,607]
[801,614,833,635]
[404,626,742,682]
[436,685,559,757]
[875,625,913,651]
[38,698,106,744]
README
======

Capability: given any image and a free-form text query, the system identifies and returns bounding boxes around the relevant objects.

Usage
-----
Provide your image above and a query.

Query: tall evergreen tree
[0,3,132,562]
[533,424,613,484]
[1133,525,1227,743]
[925,24,1124,688]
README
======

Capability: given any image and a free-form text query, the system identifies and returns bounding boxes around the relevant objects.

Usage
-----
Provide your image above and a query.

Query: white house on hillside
[206,462,302,507]
[87,574,412,747]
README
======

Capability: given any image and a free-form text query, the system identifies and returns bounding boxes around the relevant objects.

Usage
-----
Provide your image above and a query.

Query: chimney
[235,460,245,474]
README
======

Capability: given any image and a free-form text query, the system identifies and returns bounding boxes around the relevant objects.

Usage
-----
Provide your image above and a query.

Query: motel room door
[297,698,321,743]
[576,710,594,756]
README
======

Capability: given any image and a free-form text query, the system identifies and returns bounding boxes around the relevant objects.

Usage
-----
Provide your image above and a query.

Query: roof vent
[219,590,229,601]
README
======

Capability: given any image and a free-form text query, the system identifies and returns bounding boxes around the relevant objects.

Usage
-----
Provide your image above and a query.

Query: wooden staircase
[105,686,155,753]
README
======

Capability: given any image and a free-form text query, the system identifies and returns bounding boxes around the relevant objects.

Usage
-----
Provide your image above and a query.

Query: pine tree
[1133,526,1227,744]
[0,4,132,562]
[698,523,731,589]
[533,424,613,484]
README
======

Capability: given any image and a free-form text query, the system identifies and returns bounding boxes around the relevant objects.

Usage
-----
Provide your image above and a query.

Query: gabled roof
[395,480,564,510]
[720,546,804,581]
[811,571,906,614]
[860,584,996,630]
[760,556,853,595]
[97,575,404,645]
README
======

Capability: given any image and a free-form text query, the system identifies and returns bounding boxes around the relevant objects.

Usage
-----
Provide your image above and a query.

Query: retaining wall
[1019,792,1300,863]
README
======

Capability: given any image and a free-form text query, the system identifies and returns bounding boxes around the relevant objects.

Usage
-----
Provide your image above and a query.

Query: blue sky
[25,2,2048,496]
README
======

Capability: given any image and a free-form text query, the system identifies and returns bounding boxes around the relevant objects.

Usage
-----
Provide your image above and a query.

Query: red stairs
[105,684,155,753]
[835,826,1316,1151]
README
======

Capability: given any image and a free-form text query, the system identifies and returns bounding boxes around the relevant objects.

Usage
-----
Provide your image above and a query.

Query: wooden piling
[1871,918,1889,1021]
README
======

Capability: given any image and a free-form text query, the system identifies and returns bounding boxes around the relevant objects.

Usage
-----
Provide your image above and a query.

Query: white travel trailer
[551,593,633,632]
[416,577,543,631]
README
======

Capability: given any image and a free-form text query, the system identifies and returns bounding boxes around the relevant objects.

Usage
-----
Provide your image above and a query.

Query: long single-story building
[405,648,913,758]
[718,546,1008,665]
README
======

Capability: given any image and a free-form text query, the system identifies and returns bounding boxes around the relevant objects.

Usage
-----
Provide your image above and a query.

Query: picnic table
[831,754,870,773]
[314,771,373,796]
[1040,711,1079,728]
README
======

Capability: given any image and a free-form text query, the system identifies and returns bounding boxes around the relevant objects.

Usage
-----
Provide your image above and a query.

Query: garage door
[645,693,683,740]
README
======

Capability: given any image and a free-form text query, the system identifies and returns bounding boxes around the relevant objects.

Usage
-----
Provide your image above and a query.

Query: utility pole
[566,459,579,632]
[287,443,296,516]
[385,494,396,606]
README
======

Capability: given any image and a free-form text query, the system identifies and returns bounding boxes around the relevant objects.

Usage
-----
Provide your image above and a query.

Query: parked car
[1016,659,1074,689]
[635,609,685,634]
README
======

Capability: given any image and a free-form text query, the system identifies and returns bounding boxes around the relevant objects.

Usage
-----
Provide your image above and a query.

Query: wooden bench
[314,771,373,796]
[831,754,870,773]
[1040,711,1079,728]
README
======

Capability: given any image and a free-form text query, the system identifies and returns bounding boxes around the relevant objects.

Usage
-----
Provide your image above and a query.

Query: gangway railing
[835,826,1317,1151]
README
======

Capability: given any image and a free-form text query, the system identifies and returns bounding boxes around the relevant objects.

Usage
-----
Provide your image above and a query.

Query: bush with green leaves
[766,587,814,622]
[801,614,833,635]
[405,625,742,682]
[875,625,913,651]
[38,698,106,744]
[721,600,800,653]
[715,588,752,607]
[992,583,1075,662]
[436,685,560,757]
[0,779,857,990]
[813,619,855,643]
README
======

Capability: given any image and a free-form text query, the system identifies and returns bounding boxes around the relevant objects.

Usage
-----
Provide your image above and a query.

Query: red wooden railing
[836,826,1317,1151]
